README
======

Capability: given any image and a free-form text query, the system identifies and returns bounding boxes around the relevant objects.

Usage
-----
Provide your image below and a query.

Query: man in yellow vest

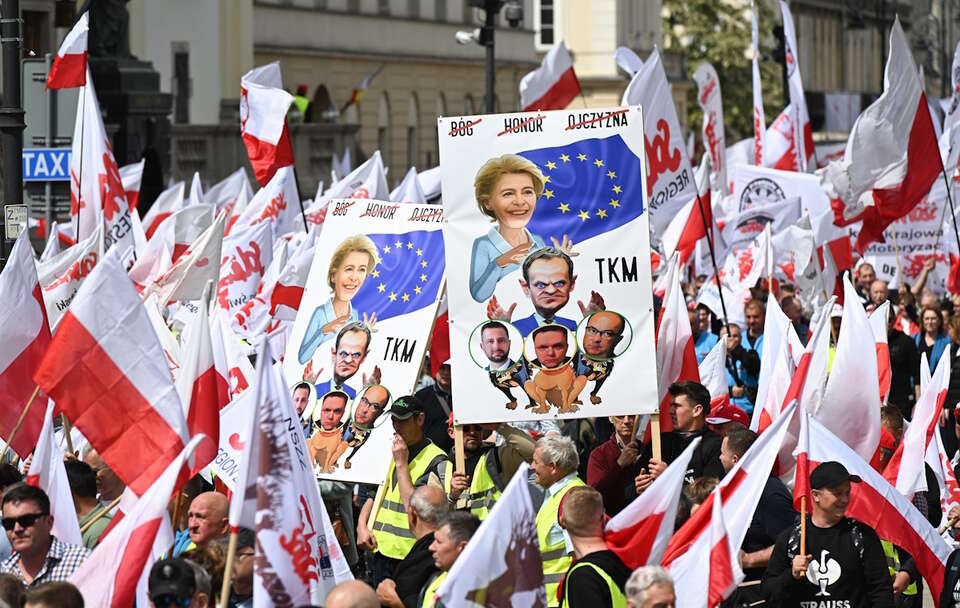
[448,420,535,520]
[531,434,585,607]
[357,394,452,588]
[420,512,481,608]
[290,84,310,122]
[558,486,630,608]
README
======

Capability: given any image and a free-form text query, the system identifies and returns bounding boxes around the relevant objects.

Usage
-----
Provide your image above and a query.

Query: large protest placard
[439,106,658,424]
[283,200,445,484]
[864,180,947,293]
[732,165,831,221]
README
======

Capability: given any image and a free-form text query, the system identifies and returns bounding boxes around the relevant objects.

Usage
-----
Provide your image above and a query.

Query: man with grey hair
[625,566,675,608]
[530,434,585,607]
[376,485,448,608]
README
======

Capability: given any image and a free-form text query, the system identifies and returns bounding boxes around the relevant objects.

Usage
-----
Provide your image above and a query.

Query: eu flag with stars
[351,229,445,323]
[520,134,646,244]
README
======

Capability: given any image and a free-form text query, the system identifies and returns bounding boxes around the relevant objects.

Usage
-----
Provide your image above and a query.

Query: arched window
[378,93,391,166]
[407,93,420,169]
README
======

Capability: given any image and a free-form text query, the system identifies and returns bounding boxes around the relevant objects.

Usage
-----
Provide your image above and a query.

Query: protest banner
[732,164,831,220]
[438,106,658,424]
[283,200,445,484]
[863,180,947,292]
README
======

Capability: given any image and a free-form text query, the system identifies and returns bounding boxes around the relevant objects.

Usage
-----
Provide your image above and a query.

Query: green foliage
[663,0,785,143]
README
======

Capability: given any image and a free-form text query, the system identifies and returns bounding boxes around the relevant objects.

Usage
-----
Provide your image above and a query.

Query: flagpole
[800,496,807,555]
[79,494,121,534]
[290,164,310,233]
[0,385,41,461]
[935,146,960,259]
[75,85,86,241]
[890,229,905,285]
[219,529,239,608]
[693,190,731,330]
[60,414,74,456]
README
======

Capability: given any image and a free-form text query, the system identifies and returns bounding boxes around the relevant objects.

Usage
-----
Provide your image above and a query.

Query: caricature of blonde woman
[298,234,379,364]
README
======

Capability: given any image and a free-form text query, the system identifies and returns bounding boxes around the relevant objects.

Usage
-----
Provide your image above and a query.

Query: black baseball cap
[148,558,196,600]
[810,461,862,490]
[388,394,425,420]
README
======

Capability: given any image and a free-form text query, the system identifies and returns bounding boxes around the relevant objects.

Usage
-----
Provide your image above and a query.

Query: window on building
[409,0,419,19]
[378,93,391,166]
[378,0,390,15]
[346,0,360,13]
[21,10,51,56]
[435,0,446,22]
[407,93,419,168]
[172,42,191,124]
[536,0,554,48]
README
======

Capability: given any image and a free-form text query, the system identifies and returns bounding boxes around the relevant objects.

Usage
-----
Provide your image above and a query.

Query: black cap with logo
[388,394,425,420]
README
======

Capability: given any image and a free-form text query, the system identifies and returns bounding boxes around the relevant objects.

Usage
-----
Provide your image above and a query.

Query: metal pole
[484,3,496,114]
[45,52,56,234]
[0,0,24,267]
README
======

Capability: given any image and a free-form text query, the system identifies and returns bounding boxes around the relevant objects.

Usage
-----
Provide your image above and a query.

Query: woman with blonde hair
[469,154,561,302]
[298,234,379,364]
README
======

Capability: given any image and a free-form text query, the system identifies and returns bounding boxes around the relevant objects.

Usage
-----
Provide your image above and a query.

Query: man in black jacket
[635,381,724,492]
[375,485,448,608]
[762,462,894,608]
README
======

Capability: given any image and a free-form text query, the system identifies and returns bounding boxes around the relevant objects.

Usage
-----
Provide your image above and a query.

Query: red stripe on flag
[187,366,220,475]
[145,212,173,240]
[875,343,891,402]
[522,67,581,113]
[662,468,747,565]
[110,517,163,608]
[35,312,186,496]
[243,126,295,187]
[708,529,735,607]
[853,95,940,254]
[269,283,305,315]
[46,52,86,89]
[604,511,666,569]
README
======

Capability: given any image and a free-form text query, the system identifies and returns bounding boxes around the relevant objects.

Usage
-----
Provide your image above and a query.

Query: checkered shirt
[0,536,90,586]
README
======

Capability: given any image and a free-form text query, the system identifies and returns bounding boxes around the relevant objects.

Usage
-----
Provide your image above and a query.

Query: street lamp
[458,0,523,114]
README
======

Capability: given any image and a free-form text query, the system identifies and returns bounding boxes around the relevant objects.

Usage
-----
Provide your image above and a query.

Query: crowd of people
[3,260,960,607]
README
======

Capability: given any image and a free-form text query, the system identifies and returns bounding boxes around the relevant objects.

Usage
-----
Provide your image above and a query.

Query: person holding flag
[762,462,893,607]
[447,420,535,520]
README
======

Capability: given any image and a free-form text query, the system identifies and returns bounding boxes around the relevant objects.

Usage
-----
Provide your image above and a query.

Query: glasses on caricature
[337,350,363,362]
[584,326,619,340]
[360,396,386,412]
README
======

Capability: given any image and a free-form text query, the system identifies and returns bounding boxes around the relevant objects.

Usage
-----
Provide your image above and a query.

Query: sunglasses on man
[1,512,48,531]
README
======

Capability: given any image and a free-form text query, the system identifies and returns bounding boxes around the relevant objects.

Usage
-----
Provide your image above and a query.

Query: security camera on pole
[459,0,524,114]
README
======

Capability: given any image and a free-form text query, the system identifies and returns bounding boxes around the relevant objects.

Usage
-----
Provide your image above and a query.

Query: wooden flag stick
[800,496,807,556]
[650,414,662,461]
[80,495,122,534]
[0,386,42,462]
[891,230,905,284]
[219,529,239,608]
[367,482,387,530]
[454,426,465,475]
[60,414,74,456]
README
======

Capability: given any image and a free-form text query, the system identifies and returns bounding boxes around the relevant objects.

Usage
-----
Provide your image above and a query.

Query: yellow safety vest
[468,451,501,520]
[881,540,917,596]
[420,571,447,608]
[561,560,627,608]
[536,476,585,607]
[373,442,450,560]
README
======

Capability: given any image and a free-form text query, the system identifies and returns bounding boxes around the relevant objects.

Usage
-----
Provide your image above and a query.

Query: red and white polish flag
[868,301,892,403]
[71,435,204,608]
[211,311,254,405]
[780,0,815,172]
[751,1,766,167]
[33,247,190,496]
[141,182,185,240]
[605,438,701,569]
[0,232,51,458]
[240,62,295,186]
[699,338,730,412]
[175,284,220,477]
[233,164,302,239]
[36,223,102,330]
[46,12,88,90]
[26,401,83,546]
[519,41,581,112]
[216,220,273,314]
[147,210,226,306]
[661,155,713,266]
[655,254,700,434]
[229,340,353,605]
[819,18,940,254]
[663,402,799,607]
[119,160,144,212]
[754,292,804,424]
[819,274,882,462]
[794,411,953,602]
[883,345,950,499]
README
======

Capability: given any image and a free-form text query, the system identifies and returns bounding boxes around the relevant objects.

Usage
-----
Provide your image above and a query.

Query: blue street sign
[23,148,71,182]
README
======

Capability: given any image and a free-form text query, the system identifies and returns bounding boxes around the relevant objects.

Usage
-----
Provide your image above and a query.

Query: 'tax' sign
[23,148,72,182]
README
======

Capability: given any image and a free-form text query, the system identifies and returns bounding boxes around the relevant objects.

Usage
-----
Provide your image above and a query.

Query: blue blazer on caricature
[469,228,546,303]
